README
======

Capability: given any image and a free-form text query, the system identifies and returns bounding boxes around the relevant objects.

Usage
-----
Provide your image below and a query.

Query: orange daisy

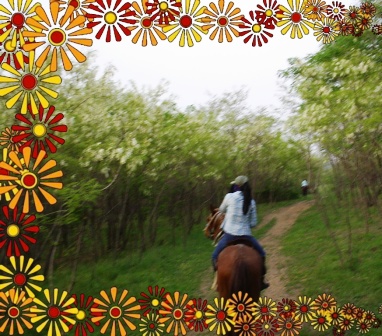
[0,288,36,335]
[201,0,244,43]
[0,146,64,213]
[23,2,93,71]
[129,0,167,46]
[91,286,141,336]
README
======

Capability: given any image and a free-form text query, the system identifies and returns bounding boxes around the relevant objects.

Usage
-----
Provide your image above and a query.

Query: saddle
[226,237,255,249]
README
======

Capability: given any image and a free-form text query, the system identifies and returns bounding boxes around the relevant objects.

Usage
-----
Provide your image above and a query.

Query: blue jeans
[212,232,266,269]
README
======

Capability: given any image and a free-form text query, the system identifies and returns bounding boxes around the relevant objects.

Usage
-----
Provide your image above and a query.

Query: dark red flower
[12,104,67,158]
[0,205,39,257]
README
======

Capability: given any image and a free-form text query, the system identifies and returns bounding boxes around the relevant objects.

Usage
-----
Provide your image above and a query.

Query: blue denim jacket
[219,191,257,236]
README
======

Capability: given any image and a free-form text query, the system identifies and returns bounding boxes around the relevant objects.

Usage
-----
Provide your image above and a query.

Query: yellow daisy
[206,297,235,335]
[0,51,62,114]
[276,0,314,39]
[162,0,209,47]
[23,2,93,71]
[0,0,41,48]
[0,256,44,298]
[0,146,63,213]
[30,288,79,336]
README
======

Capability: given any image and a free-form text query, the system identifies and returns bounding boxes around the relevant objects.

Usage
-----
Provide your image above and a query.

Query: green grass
[281,204,382,335]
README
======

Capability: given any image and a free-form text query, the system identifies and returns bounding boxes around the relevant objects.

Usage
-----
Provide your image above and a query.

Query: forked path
[259,200,314,301]
[197,200,314,303]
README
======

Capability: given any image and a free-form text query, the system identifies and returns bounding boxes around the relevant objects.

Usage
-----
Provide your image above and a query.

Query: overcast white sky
[37,0,360,111]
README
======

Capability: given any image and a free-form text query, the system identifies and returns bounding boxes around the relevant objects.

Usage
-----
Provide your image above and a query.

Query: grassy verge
[34,199,301,336]
[282,204,382,335]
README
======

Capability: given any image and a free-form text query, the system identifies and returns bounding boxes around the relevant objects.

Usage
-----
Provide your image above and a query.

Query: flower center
[7,224,20,238]
[265,9,273,17]
[32,123,47,138]
[11,12,25,28]
[173,308,183,319]
[8,307,20,318]
[252,24,262,33]
[237,303,245,312]
[216,310,226,321]
[48,306,61,319]
[323,26,331,34]
[141,17,152,28]
[286,322,293,329]
[49,28,67,46]
[69,0,80,9]
[21,74,38,90]
[291,12,302,23]
[195,310,203,319]
[76,310,86,320]
[21,172,38,189]
[151,299,159,307]
[217,16,228,26]
[159,1,168,10]
[110,306,122,318]
[300,305,309,313]
[4,40,15,52]
[179,15,192,28]
[318,317,326,324]
[333,8,339,13]
[104,11,118,24]
[14,273,27,286]
[243,324,250,331]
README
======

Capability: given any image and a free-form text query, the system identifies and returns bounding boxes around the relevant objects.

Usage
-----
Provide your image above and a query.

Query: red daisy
[326,1,346,21]
[277,298,297,318]
[68,293,101,336]
[145,0,182,26]
[371,24,382,35]
[239,11,274,47]
[12,104,68,159]
[254,315,279,336]
[0,205,39,257]
[138,285,169,316]
[184,298,208,332]
[255,0,282,29]
[332,325,346,335]
[86,0,137,42]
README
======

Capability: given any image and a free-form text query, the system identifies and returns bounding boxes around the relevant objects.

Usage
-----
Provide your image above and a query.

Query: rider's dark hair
[239,182,252,215]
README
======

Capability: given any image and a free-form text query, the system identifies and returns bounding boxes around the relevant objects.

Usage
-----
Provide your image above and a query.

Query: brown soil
[196,200,315,304]
[259,200,314,301]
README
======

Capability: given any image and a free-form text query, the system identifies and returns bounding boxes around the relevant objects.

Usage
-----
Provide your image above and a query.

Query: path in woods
[195,200,315,309]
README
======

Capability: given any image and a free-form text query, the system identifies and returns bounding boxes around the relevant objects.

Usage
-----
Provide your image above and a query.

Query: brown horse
[204,206,262,302]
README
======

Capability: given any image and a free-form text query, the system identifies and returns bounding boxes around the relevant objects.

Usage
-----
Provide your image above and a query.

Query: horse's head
[204,205,224,240]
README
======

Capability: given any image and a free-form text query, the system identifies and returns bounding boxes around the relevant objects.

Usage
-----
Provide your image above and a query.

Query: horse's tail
[230,254,261,301]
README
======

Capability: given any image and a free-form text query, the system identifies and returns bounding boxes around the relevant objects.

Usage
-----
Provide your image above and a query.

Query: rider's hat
[231,175,248,186]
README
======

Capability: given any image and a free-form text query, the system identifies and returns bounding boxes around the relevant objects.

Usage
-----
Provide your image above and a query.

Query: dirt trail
[197,200,314,303]
[259,200,314,301]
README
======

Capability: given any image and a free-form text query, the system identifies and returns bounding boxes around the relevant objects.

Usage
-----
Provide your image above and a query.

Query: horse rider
[211,175,269,290]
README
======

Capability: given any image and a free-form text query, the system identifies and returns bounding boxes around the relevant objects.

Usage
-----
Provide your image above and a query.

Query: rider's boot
[211,260,218,291]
